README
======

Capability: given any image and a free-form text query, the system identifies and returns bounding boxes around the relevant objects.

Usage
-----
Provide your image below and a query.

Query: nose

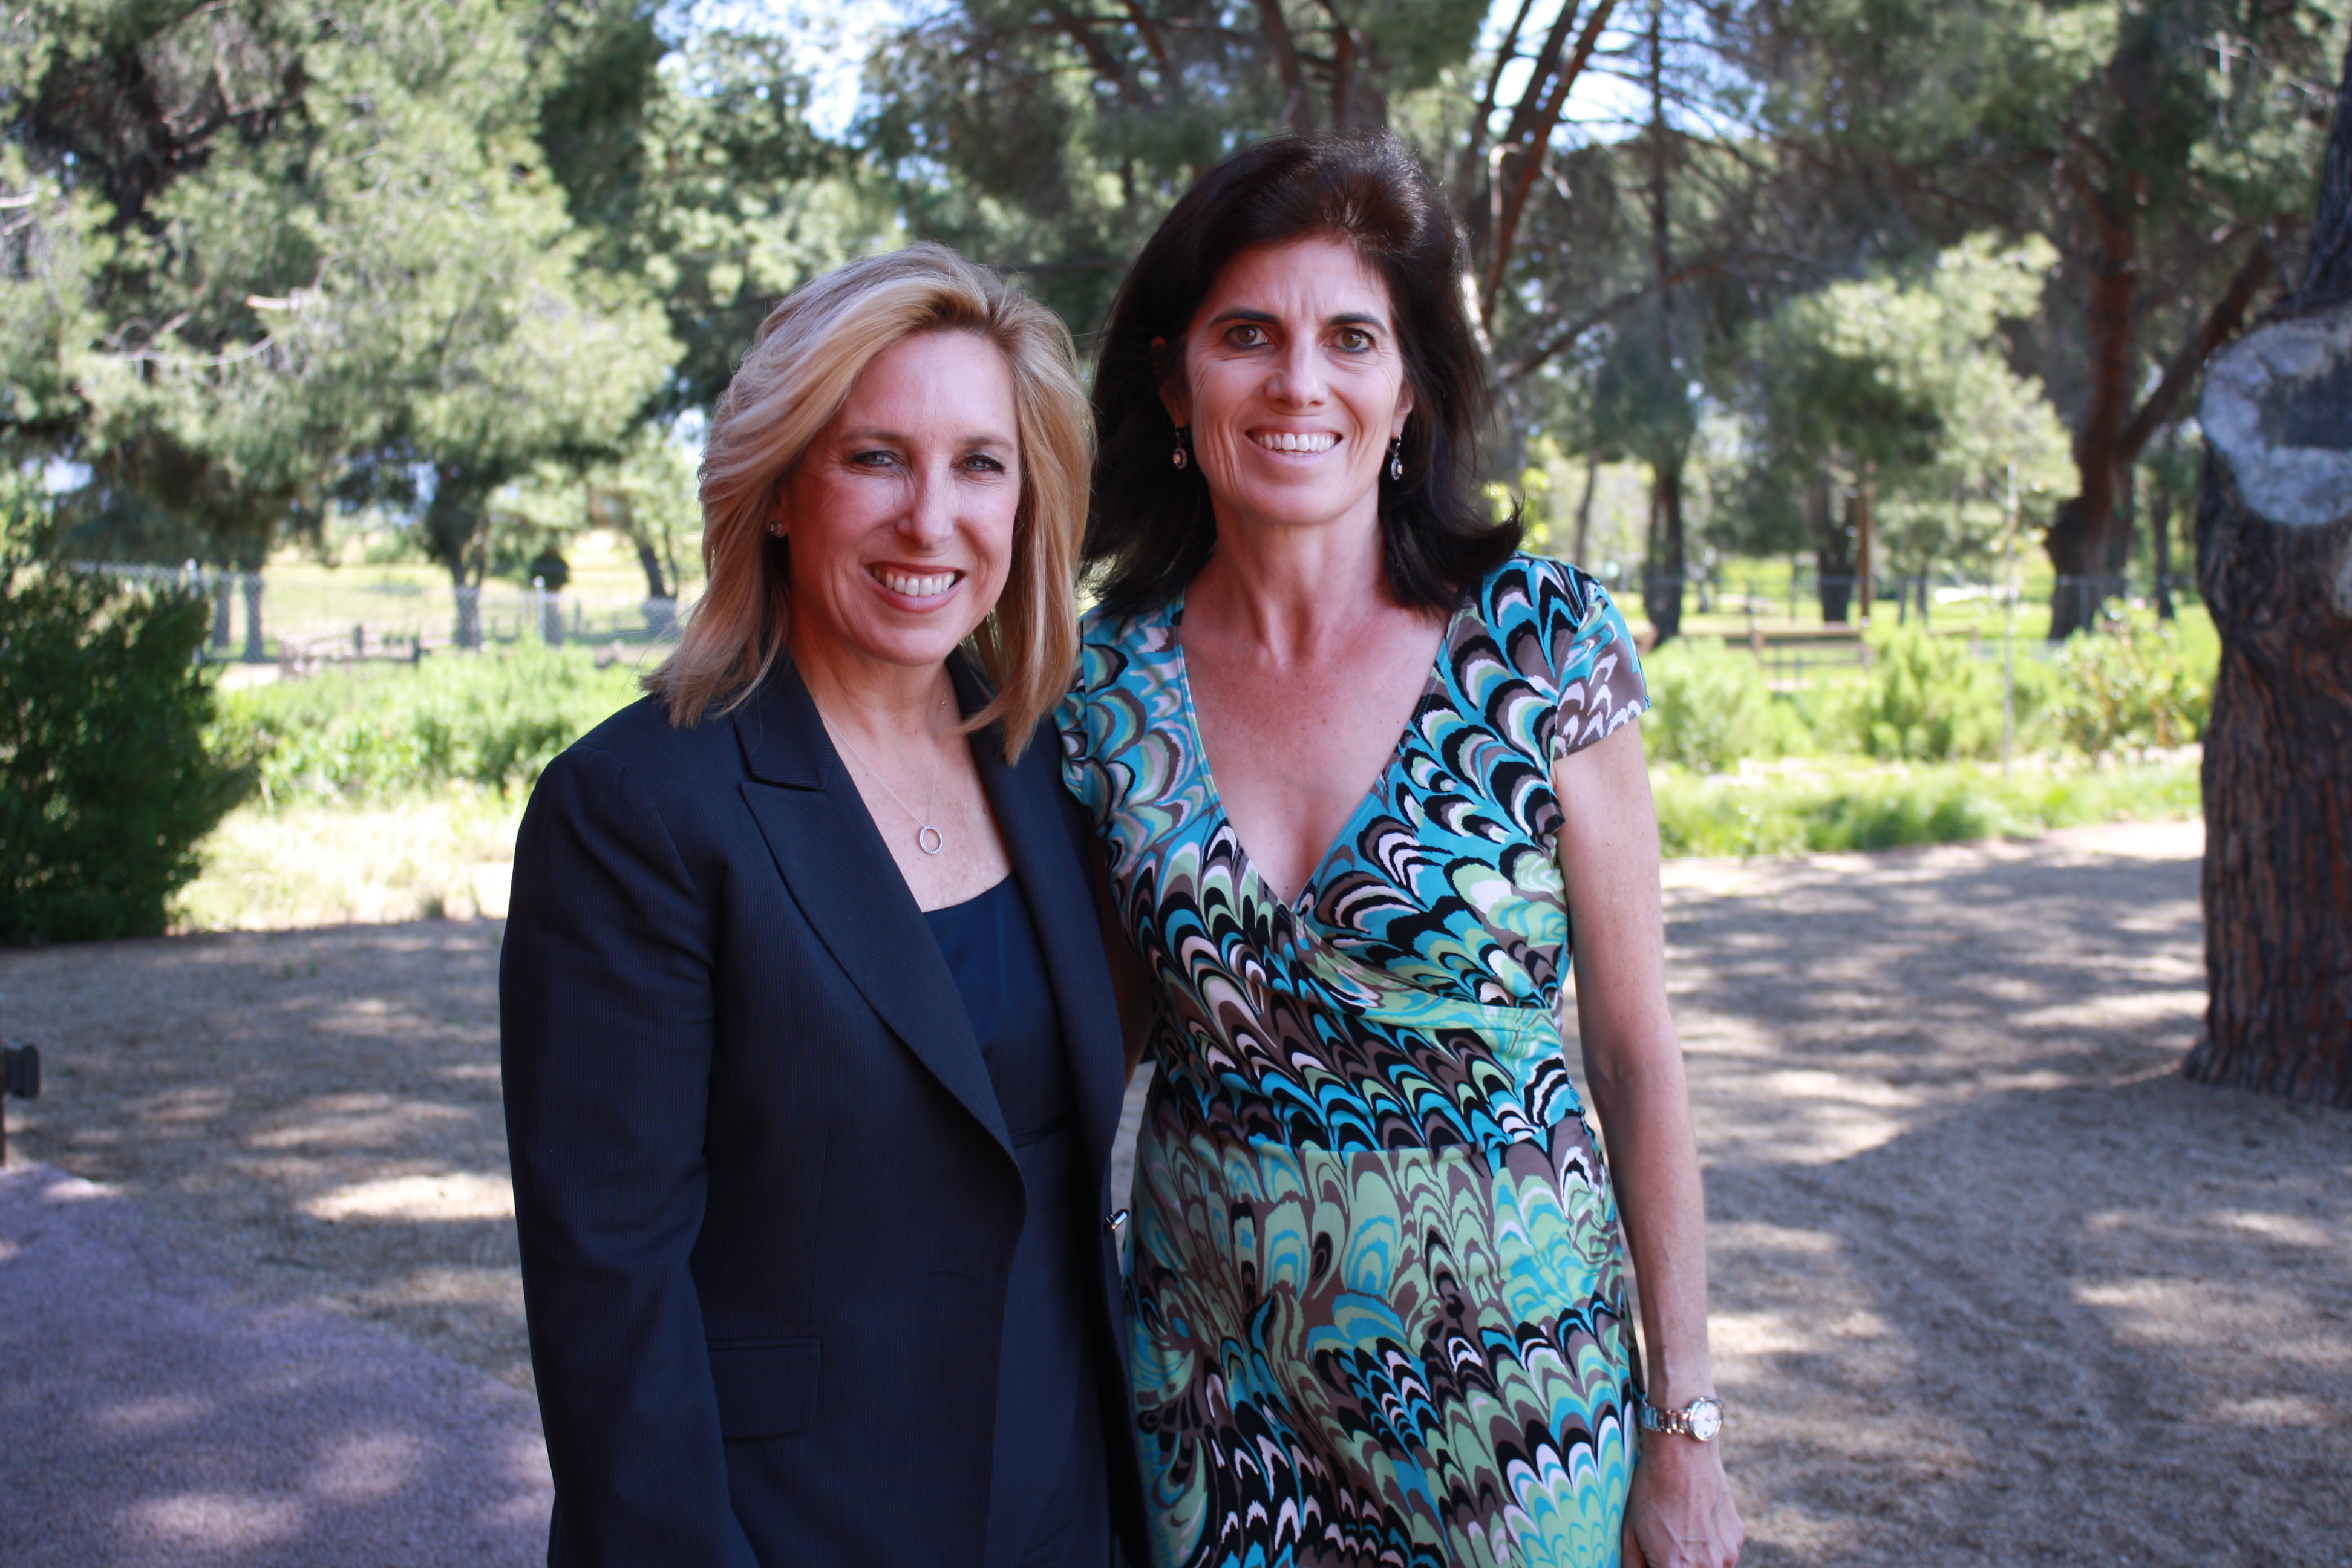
[899,459,958,546]
[1266,337,1327,407]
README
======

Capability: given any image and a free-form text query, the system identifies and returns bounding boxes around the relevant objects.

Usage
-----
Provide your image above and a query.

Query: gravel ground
[1,818,2345,1566]
[0,1165,547,1567]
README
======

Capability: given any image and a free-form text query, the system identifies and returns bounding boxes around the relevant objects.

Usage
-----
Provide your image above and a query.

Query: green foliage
[10,0,680,577]
[1639,637,1805,773]
[1650,760,2199,859]
[864,1,1489,330]
[2046,610,2216,760]
[1721,234,2073,573]
[1633,625,2086,773]
[215,644,642,800]
[0,564,250,943]
[1841,624,2014,761]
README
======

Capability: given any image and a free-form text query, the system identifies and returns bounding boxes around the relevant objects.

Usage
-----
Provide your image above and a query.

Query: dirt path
[2,820,2345,1565]
[1655,822,2349,1566]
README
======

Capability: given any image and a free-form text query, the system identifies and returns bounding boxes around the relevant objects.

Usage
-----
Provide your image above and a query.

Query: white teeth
[878,569,958,597]
[1255,431,1337,454]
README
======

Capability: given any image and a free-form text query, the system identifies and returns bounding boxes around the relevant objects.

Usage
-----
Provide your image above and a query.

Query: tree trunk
[1812,475,1852,623]
[2186,35,2352,1105]
[2187,413,2352,1103]
[1645,455,1685,644]
[2048,178,2142,640]
[1854,463,1875,622]
[240,572,266,664]
[2152,453,2177,621]
[635,541,668,602]
[1570,451,1598,568]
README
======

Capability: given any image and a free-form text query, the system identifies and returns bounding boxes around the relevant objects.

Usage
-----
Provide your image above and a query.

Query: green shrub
[1641,637,1788,772]
[1845,625,2010,761]
[0,563,251,943]
[1641,636,1824,770]
[2047,610,2215,760]
[215,642,644,800]
[1650,759,2198,859]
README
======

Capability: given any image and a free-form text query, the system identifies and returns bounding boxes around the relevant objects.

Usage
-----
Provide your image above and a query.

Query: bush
[1650,760,2199,859]
[2047,610,2215,760]
[1844,624,2011,761]
[1639,637,1805,772]
[0,563,250,943]
[215,642,645,800]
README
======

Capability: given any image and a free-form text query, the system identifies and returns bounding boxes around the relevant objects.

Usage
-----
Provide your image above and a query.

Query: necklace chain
[826,693,950,856]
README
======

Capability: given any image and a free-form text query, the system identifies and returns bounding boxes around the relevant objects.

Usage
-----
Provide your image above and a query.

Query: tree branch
[1496,2,1589,162]
[1483,0,1622,324]
[1463,0,1540,185]
[1042,3,1155,109]
[2119,238,2278,460]
[1116,0,1174,73]
[1497,252,1744,383]
[2293,27,2352,313]
[1253,0,1313,134]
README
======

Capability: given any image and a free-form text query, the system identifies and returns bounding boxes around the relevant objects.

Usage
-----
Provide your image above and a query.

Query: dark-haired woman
[1061,136,1742,1567]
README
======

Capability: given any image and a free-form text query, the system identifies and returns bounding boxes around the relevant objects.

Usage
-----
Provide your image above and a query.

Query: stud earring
[1387,437,1404,482]
[1172,426,1189,469]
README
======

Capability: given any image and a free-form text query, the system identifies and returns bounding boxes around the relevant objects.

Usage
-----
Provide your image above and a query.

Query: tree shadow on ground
[1647,836,2351,1567]
[0,920,526,1387]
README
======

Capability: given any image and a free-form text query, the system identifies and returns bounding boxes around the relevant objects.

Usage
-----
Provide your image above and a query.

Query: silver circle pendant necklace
[829,694,950,855]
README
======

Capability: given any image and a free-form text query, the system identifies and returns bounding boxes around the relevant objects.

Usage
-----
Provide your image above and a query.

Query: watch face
[1688,1398,1724,1441]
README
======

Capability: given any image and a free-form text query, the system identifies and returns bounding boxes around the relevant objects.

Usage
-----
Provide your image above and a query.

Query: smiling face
[777,328,1021,684]
[1164,235,1414,541]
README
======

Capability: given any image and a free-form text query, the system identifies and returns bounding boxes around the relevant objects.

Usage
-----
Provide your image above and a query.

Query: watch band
[1638,1395,1725,1441]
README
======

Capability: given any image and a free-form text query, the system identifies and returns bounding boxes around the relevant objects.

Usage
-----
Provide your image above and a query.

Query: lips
[1253,431,1339,454]
[874,567,961,598]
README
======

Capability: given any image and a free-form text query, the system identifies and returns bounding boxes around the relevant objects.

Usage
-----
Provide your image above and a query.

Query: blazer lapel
[956,660,1128,1195]
[735,661,1014,1160]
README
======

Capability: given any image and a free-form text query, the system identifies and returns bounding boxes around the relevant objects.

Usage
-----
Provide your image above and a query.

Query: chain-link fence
[80,562,687,665]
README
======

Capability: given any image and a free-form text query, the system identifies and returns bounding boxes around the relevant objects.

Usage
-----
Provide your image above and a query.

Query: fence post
[240,573,266,662]
[536,578,564,646]
[210,570,234,652]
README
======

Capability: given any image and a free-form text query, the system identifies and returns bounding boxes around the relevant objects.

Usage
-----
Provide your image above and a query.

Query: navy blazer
[500,656,1144,1567]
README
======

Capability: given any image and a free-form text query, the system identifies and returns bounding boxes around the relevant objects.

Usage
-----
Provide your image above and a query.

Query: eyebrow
[835,426,1016,448]
[1204,308,1390,332]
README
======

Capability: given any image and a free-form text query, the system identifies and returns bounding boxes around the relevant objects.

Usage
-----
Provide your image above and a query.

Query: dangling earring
[1387,437,1404,482]
[1172,426,1189,469]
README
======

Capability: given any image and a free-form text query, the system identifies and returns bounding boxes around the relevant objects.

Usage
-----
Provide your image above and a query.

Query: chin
[1229,492,1371,533]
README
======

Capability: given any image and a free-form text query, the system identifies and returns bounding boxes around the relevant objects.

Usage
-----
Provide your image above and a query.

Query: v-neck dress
[1057,554,1651,1568]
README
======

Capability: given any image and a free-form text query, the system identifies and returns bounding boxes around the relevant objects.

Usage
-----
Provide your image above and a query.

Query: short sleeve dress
[1058,554,1653,1568]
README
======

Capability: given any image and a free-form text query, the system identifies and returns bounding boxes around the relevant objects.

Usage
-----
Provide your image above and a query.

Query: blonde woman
[503,244,1143,1567]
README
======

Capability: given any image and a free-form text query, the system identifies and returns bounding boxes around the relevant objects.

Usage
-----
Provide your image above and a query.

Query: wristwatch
[1638,1395,1725,1442]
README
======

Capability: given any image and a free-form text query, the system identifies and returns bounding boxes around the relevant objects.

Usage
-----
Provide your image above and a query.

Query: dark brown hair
[1086,132,1520,615]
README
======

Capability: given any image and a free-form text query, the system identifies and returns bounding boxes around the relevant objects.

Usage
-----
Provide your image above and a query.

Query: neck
[789,631,956,745]
[1189,497,1398,656]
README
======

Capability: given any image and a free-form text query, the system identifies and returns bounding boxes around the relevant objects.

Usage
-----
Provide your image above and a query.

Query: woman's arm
[1553,722,1743,1568]
[501,745,755,1568]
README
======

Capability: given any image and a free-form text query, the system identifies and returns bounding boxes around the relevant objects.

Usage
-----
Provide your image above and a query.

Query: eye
[1334,327,1374,353]
[849,448,900,469]
[1225,323,1269,349]
[961,451,1008,474]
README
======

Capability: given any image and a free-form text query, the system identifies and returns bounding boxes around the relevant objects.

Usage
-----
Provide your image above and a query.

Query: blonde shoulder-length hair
[644,244,1090,759]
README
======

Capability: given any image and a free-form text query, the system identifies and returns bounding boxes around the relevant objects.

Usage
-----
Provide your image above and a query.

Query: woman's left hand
[1622,1433,1743,1568]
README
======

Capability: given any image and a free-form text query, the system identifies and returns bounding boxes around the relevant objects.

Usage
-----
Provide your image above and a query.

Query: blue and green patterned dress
[1059,554,1653,1568]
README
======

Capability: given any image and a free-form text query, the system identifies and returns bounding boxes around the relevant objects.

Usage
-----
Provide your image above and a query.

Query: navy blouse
[923,877,1107,1567]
